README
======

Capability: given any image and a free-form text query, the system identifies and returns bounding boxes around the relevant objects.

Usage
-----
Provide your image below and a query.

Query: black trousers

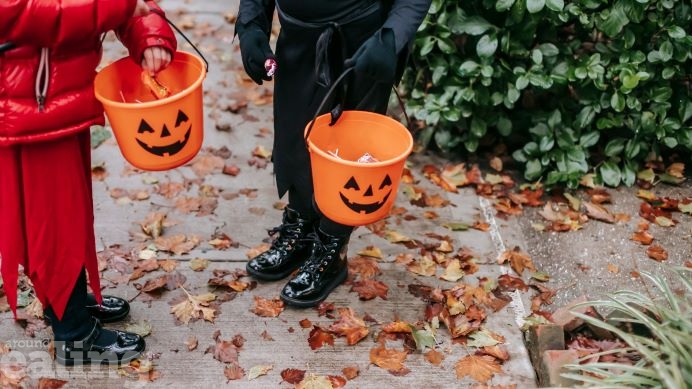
[44,269,92,341]
[273,5,393,237]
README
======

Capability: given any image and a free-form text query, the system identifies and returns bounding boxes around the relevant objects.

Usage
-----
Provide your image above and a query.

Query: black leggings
[44,269,92,341]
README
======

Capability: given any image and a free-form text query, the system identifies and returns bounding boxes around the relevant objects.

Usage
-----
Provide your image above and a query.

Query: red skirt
[0,132,102,320]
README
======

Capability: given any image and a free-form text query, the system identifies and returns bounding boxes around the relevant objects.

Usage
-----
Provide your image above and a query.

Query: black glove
[238,23,274,85]
[344,28,397,83]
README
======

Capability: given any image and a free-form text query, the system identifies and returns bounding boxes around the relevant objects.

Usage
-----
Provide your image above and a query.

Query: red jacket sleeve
[116,1,177,65]
[0,0,136,47]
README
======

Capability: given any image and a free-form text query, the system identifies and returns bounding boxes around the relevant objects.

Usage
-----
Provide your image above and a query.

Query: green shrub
[402,0,692,188]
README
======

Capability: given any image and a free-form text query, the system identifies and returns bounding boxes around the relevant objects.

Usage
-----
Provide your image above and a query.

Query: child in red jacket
[0,0,176,365]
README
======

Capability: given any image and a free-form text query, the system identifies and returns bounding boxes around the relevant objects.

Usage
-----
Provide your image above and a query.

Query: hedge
[402,0,692,188]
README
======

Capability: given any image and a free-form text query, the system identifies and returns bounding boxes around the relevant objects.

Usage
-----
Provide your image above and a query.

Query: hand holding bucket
[304,68,414,226]
[94,13,208,171]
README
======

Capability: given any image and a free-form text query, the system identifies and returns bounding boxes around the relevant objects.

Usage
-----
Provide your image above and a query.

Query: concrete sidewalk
[2,1,690,388]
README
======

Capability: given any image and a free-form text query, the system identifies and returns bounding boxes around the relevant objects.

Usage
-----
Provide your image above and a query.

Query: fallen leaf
[247,364,273,380]
[646,245,668,261]
[296,374,333,389]
[280,368,306,384]
[184,335,198,351]
[424,349,444,365]
[583,201,616,223]
[440,259,465,282]
[125,320,152,337]
[454,355,502,384]
[251,296,284,317]
[342,366,359,380]
[357,246,383,259]
[350,279,389,300]
[224,362,244,381]
[369,344,408,372]
[308,326,335,350]
[170,287,217,324]
[328,308,369,345]
[189,258,209,271]
[37,378,68,389]
[498,248,536,275]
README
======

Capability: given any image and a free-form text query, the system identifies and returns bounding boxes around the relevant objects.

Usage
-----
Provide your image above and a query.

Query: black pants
[274,5,393,237]
[44,270,92,341]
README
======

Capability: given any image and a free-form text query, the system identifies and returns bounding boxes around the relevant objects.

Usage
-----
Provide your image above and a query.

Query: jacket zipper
[35,48,49,112]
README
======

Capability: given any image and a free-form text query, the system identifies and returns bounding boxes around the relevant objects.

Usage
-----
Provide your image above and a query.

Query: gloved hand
[344,28,397,83]
[238,23,274,85]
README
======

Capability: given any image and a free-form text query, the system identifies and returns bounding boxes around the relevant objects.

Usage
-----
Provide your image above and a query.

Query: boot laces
[267,219,306,249]
[299,232,341,273]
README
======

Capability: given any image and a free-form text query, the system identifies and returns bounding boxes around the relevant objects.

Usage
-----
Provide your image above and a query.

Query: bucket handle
[304,67,412,143]
[150,8,209,72]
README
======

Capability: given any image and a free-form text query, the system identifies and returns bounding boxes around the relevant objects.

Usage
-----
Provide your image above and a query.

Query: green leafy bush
[402,0,692,188]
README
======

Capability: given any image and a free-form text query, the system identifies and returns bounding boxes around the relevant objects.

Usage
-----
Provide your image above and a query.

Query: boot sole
[279,267,348,308]
[55,346,144,366]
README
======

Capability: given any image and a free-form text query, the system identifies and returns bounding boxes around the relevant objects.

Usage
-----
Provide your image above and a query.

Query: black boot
[280,228,349,308]
[54,318,145,366]
[246,207,316,281]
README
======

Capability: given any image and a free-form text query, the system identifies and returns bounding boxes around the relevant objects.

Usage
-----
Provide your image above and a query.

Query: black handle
[304,67,355,143]
[148,8,209,72]
[304,68,413,144]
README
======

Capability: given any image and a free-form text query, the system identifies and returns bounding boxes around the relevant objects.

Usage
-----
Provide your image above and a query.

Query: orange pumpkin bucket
[305,109,413,226]
[94,50,206,171]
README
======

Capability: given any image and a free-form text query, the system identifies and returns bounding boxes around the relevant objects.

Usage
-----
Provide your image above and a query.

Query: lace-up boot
[246,207,316,280]
[280,228,349,307]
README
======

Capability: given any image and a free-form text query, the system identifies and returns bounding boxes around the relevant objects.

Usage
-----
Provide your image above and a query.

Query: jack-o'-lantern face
[136,110,191,157]
[339,174,392,214]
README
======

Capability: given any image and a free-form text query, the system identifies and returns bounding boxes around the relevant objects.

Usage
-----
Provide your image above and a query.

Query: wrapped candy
[265,58,277,77]
[141,71,171,99]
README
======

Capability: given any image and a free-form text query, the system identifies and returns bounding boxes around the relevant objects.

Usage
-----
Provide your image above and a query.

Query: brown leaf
[184,335,198,351]
[583,201,616,223]
[454,355,502,384]
[350,279,389,300]
[251,296,284,317]
[347,256,381,279]
[498,248,536,275]
[280,368,306,384]
[37,378,68,389]
[631,230,654,245]
[424,349,444,365]
[328,308,369,345]
[170,287,217,324]
[369,344,408,372]
[224,362,244,381]
[308,326,335,350]
[646,245,668,261]
[342,366,359,380]
[299,318,312,328]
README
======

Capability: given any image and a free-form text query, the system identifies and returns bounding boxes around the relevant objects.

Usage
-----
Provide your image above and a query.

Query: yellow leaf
[440,259,464,282]
[247,364,273,380]
[454,355,502,383]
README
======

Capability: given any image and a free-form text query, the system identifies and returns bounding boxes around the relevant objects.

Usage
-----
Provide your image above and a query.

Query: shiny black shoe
[280,228,349,308]
[54,319,145,366]
[246,207,316,281]
[45,294,130,325]
[86,294,130,323]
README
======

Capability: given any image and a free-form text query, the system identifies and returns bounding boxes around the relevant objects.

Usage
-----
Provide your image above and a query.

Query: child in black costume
[236,0,431,307]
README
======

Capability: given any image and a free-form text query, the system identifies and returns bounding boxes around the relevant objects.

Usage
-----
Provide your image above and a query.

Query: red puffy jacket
[0,0,177,145]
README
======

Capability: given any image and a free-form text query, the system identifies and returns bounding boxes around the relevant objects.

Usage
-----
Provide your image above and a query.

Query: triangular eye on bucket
[175,110,189,126]
[379,174,392,189]
[344,176,360,190]
[138,119,155,134]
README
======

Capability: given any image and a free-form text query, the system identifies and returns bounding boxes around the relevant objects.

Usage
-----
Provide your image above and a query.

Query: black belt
[276,1,381,88]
